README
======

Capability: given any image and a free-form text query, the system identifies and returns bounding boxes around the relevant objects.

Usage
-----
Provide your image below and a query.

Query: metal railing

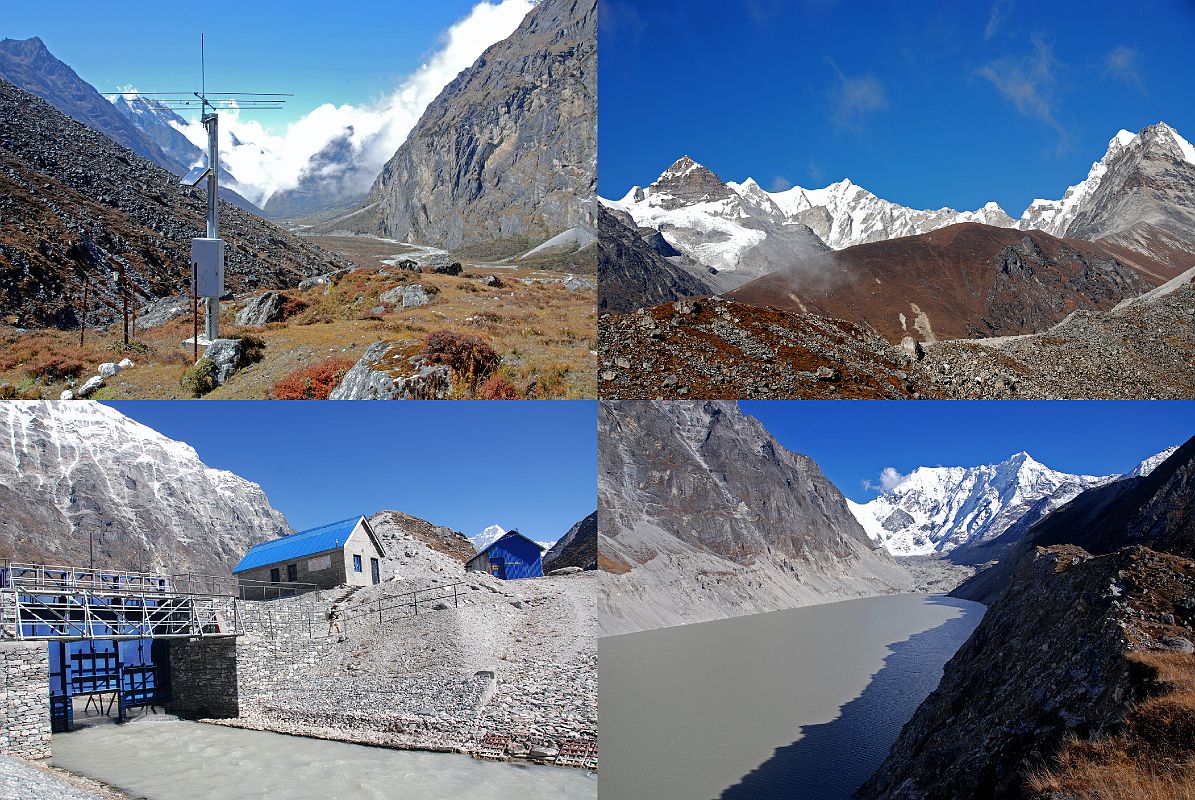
[340,582,463,632]
[1,562,174,595]
[0,560,244,641]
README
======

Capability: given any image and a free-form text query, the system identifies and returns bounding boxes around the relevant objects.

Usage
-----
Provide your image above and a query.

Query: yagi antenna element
[103,36,291,348]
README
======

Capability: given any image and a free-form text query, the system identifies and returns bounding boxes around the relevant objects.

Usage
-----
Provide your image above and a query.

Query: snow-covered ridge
[602,122,1194,271]
[848,452,1114,557]
[849,445,1181,558]
[469,524,556,553]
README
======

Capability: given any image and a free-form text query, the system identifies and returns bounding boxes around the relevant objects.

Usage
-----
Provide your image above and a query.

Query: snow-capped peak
[849,451,1114,557]
[1126,445,1180,478]
[470,524,507,552]
[1157,122,1195,166]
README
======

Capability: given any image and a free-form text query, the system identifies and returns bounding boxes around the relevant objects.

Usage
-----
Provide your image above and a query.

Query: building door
[286,564,297,582]
[489,558,505,579]
[370,558,380,585]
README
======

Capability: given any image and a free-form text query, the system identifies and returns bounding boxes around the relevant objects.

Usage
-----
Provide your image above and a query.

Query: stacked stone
[0,642,51,760]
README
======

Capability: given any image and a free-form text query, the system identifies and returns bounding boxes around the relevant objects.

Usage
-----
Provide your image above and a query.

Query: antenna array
[101,35,290,349]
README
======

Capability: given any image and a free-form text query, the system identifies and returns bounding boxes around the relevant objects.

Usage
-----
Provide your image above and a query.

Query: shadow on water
[720,597,984,800]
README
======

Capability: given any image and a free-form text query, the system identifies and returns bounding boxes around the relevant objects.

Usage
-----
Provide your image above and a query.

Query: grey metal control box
[191,238,225,298]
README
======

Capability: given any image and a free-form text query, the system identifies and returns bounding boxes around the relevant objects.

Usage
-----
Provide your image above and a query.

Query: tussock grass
[1029,652,1195,800]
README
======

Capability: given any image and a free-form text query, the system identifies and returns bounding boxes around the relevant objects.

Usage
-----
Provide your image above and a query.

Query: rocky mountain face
[543,511,596,571]
[596,204,715,314]
[728,223,1154,344]
[111,94,204,177]
[0,37,185,175]
[0,402,290,576]
[598,400,913,633]
[603,123,1195,304]
[0,78,350,328]
[111,93,261,214]
[1015,130,1139,238]
[859,543,1195,800]
[603,157,829,279]
[954,437,1195,606]
[261,130,373,221]
[848,452,1114,559]
[1062,123,1195,277]
[607,160,1013,274]
[366,0,596,250]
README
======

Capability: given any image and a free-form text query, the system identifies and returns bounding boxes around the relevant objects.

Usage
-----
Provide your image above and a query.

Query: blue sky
[1,0,493,128]
[103,401,596,540]
[740,401,1195,503]
[599,0,1195,215]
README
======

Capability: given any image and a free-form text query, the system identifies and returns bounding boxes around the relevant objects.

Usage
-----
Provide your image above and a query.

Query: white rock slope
[0,402,289,574]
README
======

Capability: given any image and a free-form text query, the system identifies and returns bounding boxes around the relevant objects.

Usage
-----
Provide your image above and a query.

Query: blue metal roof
[233,516,363,573]
[467,530,547,564]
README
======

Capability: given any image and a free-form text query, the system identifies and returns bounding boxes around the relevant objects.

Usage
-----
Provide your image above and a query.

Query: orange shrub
[421,329,501,388]
[271,358,356,400]
[478,374,519,400]
[23,353,86,382]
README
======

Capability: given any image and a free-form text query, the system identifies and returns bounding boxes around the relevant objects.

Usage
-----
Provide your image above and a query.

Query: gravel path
[0,756,125,800]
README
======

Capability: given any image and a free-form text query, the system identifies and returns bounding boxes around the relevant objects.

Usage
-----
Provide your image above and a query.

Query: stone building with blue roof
[233,515,386,592]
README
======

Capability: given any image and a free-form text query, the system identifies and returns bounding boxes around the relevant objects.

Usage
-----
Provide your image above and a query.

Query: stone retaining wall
[0,642,51,760]
[169,638,239,719]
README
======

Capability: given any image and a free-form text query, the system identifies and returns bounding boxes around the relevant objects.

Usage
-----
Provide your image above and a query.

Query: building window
[286,564,297,582]
[353,555,363,572]
[270,568,280,583]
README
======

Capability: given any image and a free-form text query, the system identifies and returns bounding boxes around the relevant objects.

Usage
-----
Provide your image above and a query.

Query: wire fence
[339,582,464,633]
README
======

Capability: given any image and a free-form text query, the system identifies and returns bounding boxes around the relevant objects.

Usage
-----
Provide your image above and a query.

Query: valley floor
[0,235,596,400]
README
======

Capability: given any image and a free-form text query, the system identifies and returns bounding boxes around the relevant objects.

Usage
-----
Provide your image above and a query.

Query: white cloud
[1104,45,1146,94]
[862,467,908,493]
[984,0,1012,39]
[827,60,888,130]
[169,0,534,207]
[976,34,1067,147]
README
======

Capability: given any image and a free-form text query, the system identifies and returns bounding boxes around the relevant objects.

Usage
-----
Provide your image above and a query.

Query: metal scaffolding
[0,561,243,641]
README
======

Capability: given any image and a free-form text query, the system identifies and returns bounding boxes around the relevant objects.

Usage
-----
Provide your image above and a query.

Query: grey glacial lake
[599,593,984,800]
[52,719,597,800]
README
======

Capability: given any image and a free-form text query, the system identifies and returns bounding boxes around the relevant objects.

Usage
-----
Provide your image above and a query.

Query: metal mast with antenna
[104,37,289,351]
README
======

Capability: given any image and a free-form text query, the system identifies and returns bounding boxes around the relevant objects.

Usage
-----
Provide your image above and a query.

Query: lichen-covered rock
[402,285,430,308]
[235,291,285,327]
[97,362,119,378]
[203,338,243,386]
[76,375,103,397]
[329,342,452,400]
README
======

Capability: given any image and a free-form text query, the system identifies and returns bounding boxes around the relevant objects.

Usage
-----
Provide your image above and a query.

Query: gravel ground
[0,756,127,800]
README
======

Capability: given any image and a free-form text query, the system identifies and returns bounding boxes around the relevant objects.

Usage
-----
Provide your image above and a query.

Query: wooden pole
[79,276,88,347]
[120,262,130,348]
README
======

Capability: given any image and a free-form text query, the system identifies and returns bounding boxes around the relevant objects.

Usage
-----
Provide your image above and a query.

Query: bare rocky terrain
[598,297,935,399]
[0,77,349,329]
[598,267,1194,400]
[920,266,1195,399]
[728,223,1154,343]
